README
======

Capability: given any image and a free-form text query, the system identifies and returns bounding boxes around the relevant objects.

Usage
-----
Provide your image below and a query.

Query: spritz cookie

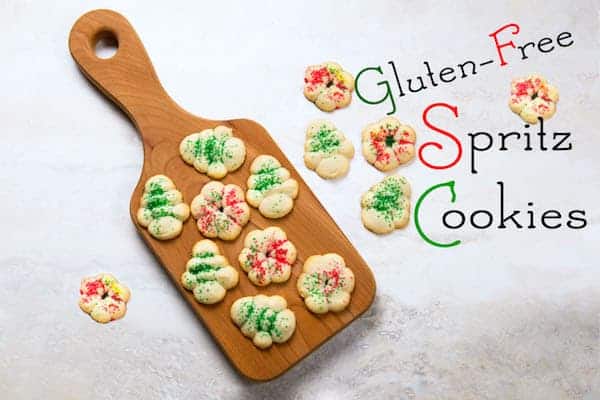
[303,62,354,112]
[297,253,355,314]
[230,294,296,349]
[246,155,298,219]
[304,120,355,179]
[361,117,416,172]
[238,227,297,286]
[136,175,190,240]
[181,239,238,304]
[79,273,131,323]
[191,181,250,241]
[179,125,246,179]
[361,175,411,234]
[509,74,559,124]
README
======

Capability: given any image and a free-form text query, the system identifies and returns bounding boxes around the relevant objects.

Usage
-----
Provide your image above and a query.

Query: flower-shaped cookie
[238,227,297,286]
[191,181,250,241]
[181,240,238,304]
[79,273,131,323]
[136,175,190,240]
[361,175,411,234]
[303,62,354,112]
[179,125,246,179]
[246,155,299,219]
[509,74,559,124]
[304,120,355,179]
[230,294,296,349]
[297,253,355,314]
[361,117,416,172]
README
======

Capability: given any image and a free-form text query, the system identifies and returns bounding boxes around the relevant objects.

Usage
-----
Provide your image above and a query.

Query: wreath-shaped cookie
[304,120,355,179]
[79,273,131,323]
[296,253,355,314]
[361,175,411,234]
[230,294,296,349]
[361,117,416,171]
[179,125,246,179]
[238,227,297,286]
[303,62,354,112]
[246,155,298,219]
[181,239,238,304]
[509,74,559,124]
[191,181,250,241]
[136,175,190,240]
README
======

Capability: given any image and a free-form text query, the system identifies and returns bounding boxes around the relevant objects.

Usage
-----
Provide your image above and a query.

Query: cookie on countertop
[181,239,238,304]
[180,125,246,179]
[230,294,296,349]
[191,181,250,241]
[361,117,416,172]
[509,74,559,124]
[361,175,411,234]
[297,253,355,314]
[246,155,298,219]
[304,120,355,179]
[238,227,297,286]
[79,273,131,323]
[136,175,190,240]
[304,62,354,112]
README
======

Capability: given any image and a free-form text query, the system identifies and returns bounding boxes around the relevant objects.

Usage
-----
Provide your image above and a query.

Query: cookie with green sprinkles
[230,294,296,349]
[304,120,355,179]
[246,155,299,219]
[136,175,190,240]
[297,253,355,314]
[181,239,238,304]
[360,175,411,234]
[179,125,246,179]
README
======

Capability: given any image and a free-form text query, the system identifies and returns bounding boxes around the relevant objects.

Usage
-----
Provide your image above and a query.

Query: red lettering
[489,23,521,66]
[419,102,462,170]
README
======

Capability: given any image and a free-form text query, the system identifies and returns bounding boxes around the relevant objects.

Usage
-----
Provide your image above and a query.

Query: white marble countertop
[1,1,599,399]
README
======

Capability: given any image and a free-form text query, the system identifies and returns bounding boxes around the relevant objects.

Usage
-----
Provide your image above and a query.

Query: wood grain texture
[68,9,376,381]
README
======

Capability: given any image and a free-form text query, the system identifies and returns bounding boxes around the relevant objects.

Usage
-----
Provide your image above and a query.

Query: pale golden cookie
[361,117,416,172]
[191,181,250,241]
[230,294,296,349]
[238,227,297,286]
[304,120,354,179]
[79,273,131,323]
[296,253,355,314]
[136,175,190,240]
[361,175,411,234]
[246,155,298,219]
[181,240,238,304]
[179,125,246,179]
[303,62,354,112]
[509,74,559,124]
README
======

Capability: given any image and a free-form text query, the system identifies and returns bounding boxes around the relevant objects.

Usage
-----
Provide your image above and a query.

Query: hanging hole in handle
[94,30,118,59]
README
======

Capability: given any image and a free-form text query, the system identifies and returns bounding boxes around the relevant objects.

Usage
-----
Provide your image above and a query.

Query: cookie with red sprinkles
[238,227,297,286]
[509,74,559,124]
[303,62,354,112]
[297,253,355,314]
[78,273,131,323]
[191,181,250,241]
[361,117,416,172]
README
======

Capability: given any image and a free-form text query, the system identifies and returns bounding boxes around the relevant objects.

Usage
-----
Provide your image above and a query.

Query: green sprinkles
[253,167,281,192]
[192,133,228,165]
[309,125,341,154]
[239,300,282,337]
[371,178,405,221]
[145,182,174,218]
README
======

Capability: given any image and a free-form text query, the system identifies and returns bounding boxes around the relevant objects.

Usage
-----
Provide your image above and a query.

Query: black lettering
[537,37,555,53]
[388,60,406,97]
[443,210,466,229]
[527,202,535,229]
[517,41,536,60]
[424,61,438,87]
[541,210,562,229]
[439,67,456,83]
[552,132,572,151]
[498,181,523,229]
[537,117,548,150]
[468,131,493,174]
[407,76,427,93]
[557,31,574,47]
[498,131,521,151]
[567,210,587,229]
[470,210,494,229]
[457,60,477,78]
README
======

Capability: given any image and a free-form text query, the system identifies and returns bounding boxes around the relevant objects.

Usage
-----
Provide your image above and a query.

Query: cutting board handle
[69,9,182,133]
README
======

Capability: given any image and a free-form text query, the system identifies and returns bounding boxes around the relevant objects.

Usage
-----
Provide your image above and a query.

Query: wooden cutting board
[69,9,376,381]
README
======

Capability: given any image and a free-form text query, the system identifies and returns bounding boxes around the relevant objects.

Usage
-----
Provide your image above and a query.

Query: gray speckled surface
[1,1,599,399]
